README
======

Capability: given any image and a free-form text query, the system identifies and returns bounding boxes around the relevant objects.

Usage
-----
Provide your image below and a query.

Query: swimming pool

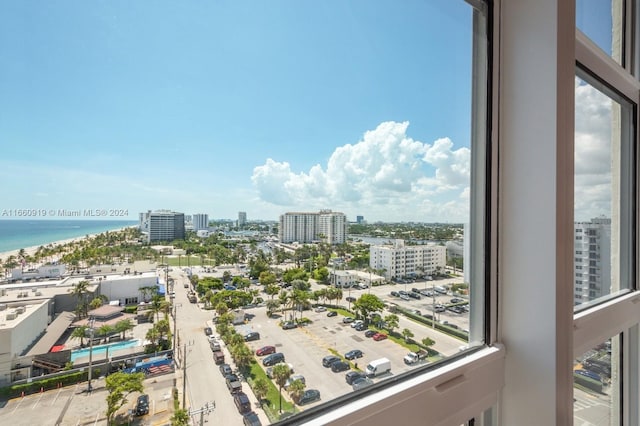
[70,339,140,362]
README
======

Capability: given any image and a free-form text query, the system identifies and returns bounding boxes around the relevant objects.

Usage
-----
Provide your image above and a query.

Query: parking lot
[236,302,456,410]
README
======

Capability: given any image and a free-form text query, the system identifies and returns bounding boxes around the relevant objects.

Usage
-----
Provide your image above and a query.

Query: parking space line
[32,392,44,409]
[51,387,64,406]
[10,395,25,415]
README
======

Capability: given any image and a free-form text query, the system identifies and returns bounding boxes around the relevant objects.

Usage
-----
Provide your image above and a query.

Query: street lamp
[172,303,182,352]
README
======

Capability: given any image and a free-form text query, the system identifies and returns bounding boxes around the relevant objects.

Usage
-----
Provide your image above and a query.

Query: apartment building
[278,210,347,244]
[141,210,186,242]
[192,213,209,231]
[574,217,612,305]
[369,239,446,280]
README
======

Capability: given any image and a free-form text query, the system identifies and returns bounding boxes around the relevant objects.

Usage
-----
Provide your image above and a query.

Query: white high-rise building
[279,210,347,244]
[144,210,186,242]
[193,213,209,231]
[370,239,446,280]
[238,211,247,227]
[574,217,612,305]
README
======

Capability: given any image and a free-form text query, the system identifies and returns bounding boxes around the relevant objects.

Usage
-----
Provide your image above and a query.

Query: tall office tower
[356,215,364,224]
[146,210,186,242]
[369,239,447,280]
[193,213,209,231]
[279,210,347,244]
[574,217,612,305]
[238,211,247,227]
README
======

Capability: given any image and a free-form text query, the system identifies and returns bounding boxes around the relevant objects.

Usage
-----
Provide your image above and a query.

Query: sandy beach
[0,227,132,264]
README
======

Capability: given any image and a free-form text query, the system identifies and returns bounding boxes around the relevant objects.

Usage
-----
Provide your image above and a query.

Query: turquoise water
[0,220,137,253]
[70,339,140,361]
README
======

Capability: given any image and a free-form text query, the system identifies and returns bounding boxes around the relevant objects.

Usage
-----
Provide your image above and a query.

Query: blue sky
[1,1,477,223]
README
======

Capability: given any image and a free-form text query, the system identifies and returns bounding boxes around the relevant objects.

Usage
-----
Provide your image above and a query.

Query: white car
[314,306,327,312]
[351,320,364,328]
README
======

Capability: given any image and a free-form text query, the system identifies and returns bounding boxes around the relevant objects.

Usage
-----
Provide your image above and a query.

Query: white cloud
[251,121,471,222]
[574,78,613,221]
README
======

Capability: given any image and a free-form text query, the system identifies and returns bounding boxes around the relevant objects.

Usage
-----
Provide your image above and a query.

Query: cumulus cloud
[574,77,613,220]
[251,121,471,221]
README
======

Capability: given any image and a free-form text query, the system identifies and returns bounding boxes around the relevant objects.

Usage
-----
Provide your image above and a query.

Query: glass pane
[574,336,619,425]
[574,71,633,308]
[576,0,623,65]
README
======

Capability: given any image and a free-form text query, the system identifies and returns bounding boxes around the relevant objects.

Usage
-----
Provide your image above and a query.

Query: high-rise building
[574,217,611,305]
[356,215,364,224]
[193,213,209,231]
[279,210,347,244]
[238,211,247,227]
[143,210,186,242]
[370,239,446,280]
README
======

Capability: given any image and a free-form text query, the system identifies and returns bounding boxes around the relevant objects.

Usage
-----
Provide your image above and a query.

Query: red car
[256,345,276,356]
[372,333,388,341]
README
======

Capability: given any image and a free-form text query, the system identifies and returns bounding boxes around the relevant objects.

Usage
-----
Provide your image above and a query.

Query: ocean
[0,220,138,253]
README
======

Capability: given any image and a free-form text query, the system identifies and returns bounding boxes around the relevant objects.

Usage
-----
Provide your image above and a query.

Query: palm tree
[69,280,91,319]
[288,378,306,403]
[71,325,88,347]
[115,319,134,340]
[253,378,269,407]
[272,363,292,413]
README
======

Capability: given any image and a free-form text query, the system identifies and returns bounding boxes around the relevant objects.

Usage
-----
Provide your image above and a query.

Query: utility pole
[189,401,215,426]
[181,340,194,410]
[86,316,95,393]
[183,343,187,409]
[172,303,182,352]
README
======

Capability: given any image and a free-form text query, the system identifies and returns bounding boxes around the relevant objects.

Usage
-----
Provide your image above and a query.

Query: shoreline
[0,226,134,263]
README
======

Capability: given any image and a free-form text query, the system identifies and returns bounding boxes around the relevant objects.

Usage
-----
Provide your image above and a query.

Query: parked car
[373,333,388,341]
[343,317,355,324]
[354,322,367,331]
[350,320,364,328]
[242,411,262,426]
[219,363,233,375]
[364,330,377,338]
[352,377,374,390]
[234,392,252,414]
[244,332,260,341]
[327,311,338,317]
[284,374,306,389]
[256,345,276,356]
[345,370,366,385]
[297,389,321,405]
[135,394,149,416]
[204,327,213,336]
[282,321,298,330]
[331,361,351,372]
[322,355,341,367]
[346,296,357,303]
[266,363,294,379]
[263,353,285,366]
[408,292,421,299]
[315,306,327,312]
[345,349,364,360]
[226,375,243,394]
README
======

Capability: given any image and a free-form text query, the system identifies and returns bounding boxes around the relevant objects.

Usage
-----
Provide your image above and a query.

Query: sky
[0,1,615,224]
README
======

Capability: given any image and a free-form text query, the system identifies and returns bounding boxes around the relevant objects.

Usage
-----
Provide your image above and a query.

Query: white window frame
[300,1,640,425]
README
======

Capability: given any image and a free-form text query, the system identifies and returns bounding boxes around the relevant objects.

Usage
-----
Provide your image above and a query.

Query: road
[170,270,267,426]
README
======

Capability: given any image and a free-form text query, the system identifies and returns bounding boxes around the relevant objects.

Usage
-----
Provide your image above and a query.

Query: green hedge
[0,369,102,398]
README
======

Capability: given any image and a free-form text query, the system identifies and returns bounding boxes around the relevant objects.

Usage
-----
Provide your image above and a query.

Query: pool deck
[60,322,154,365]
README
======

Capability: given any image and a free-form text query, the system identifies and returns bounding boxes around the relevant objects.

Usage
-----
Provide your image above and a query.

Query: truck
[404,349,429,365]
[365,357,391,377]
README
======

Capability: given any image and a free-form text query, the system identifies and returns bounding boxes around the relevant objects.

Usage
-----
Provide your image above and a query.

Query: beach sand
[0,227,131,264]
